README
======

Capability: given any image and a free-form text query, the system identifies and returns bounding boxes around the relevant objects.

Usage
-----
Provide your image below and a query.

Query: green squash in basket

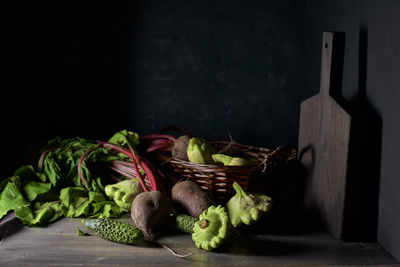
[211,154,248,166]
[187,138,217,164]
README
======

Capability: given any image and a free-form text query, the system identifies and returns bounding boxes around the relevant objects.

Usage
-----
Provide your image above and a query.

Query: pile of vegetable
[0,129,273,256]
[0,130,164,226]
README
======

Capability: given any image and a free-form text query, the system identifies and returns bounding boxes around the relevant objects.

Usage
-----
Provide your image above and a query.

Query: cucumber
[169,214,197,234]
[83,218,144,245]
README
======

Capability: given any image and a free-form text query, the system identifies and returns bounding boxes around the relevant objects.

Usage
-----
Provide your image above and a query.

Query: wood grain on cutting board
[298,32,350,239]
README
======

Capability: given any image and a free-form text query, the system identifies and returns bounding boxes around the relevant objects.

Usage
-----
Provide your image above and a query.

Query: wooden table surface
[0,214,398,267]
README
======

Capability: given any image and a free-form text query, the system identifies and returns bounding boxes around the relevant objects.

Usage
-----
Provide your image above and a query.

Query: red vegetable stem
[78,147,100,190]
[98,141,159,192]
[109,161,139,176]
[146,142,173,153]
[139,160,159,191]
[149,138,173,146]
[38,146,59,171]
[139,134,177,142]
[135,155,165,193]
[110,175,123,183]
[97,141,131,157]
[108,164,137,180]
[128,145,150,192]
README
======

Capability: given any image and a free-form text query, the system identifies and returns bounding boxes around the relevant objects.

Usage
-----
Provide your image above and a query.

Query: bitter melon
[83,218,144,245]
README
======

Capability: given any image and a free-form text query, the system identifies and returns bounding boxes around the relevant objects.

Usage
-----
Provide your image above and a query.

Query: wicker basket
[156,140,297,201]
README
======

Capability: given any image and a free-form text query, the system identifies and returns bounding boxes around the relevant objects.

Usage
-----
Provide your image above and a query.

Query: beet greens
[0,130,166,227]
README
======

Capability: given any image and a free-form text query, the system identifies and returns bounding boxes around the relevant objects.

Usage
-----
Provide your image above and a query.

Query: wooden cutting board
[298,32,350,239]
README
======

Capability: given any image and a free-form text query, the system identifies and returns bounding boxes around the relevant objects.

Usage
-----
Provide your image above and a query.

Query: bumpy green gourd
[192,205,229,250]
[187,138,217,164]
[175,214,197,234]
[226,182,272,228]
[83,218,144,245]
[212,154,248,166]
[169,214,197,234]
[105,180,142,212]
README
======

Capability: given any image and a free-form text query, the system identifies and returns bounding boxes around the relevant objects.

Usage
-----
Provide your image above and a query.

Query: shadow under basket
[155,141,298,202]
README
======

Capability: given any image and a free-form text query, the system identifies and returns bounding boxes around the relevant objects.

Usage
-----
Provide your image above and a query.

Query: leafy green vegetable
[0,176,30,219]
[24,181,52,202]
[77,227,90,236]
[0,131,148,226]
[60,187,104,217]
[40,151,63,186]
[108,130,140,149]
[90,201,124,218]
[15,201,63,226]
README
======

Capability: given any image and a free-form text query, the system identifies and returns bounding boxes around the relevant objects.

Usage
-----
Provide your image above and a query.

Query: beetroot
[131,191,172,239]
[171,181,214,218]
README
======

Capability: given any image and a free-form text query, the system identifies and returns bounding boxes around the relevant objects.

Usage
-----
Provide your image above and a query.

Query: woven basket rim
[156,141,297,170]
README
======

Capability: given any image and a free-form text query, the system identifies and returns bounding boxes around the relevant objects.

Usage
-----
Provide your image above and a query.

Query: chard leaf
[15,201,62,226]
[14,165,42,182]
[91,177,105,193]
[90,201,124,218]
[41,151,62,186]
[0,176,30,219]
[0,177,9,192]
[77,227,89,236]
[24,181,52,202]
[59,187,105,217]
[108,130,140,148]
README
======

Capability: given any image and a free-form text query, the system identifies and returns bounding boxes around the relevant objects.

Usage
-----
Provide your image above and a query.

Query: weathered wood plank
[0,216,397,266]
[298,32,350,239]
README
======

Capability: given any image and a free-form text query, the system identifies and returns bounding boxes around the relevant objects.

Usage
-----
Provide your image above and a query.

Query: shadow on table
[0,212,23,240]
[226,235,320,256]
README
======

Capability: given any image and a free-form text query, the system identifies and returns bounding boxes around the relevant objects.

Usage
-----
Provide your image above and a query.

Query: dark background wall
[3,0,304,172]
[3,0,400,262]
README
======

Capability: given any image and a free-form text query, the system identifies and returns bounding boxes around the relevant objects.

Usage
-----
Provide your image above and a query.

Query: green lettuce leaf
[108,130,140,148]
[90,201,125,218]
[14,165,43,182]
[24,181,52,202]
[0,176,30,219]
[15,201,63,226]
[40,151,62,186]
[59,187,105,217]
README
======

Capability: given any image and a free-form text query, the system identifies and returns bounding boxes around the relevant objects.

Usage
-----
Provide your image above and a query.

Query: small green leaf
[41,152,62,186]
[108,130,140,148]
[77,227,90,236]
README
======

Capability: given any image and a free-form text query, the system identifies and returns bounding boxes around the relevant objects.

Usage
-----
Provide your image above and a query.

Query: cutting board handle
[320,32,345,98]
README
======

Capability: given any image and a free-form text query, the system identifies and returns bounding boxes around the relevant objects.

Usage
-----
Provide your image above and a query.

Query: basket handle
[158,125,194,137]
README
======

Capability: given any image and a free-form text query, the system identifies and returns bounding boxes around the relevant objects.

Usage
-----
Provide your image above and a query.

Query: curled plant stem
[77,147,100,190]
[38,146,59,171]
